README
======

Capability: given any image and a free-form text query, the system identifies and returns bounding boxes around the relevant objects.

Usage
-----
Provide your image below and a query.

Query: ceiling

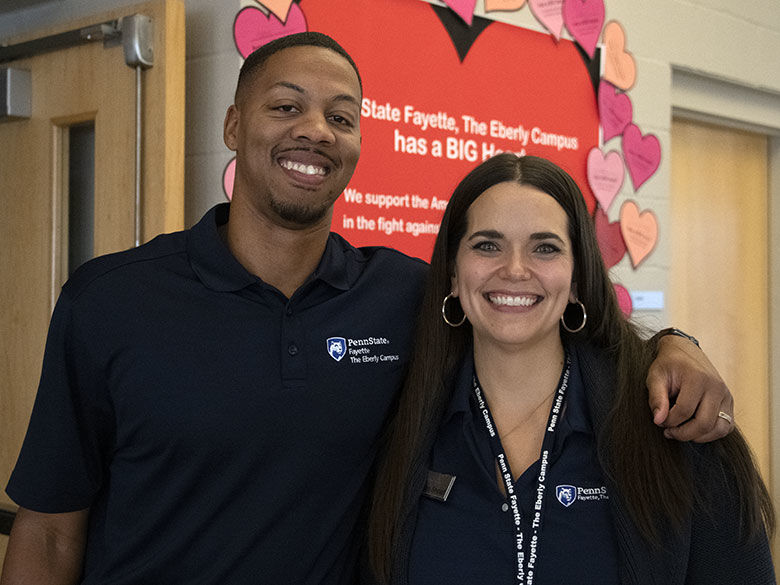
[0,0,61,16]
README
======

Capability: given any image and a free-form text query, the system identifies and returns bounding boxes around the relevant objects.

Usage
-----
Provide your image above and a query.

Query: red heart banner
[300,0,600,260]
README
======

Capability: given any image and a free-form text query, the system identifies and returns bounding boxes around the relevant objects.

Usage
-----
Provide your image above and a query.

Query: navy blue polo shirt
[7,203,427,585]
[408,349,620,584]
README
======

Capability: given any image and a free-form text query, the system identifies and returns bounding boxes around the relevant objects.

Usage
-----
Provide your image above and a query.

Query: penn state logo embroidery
[327,337,347,362]
[556,485,577,507]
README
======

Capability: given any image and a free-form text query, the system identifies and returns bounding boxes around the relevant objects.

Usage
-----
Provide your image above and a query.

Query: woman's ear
[569,283,578,303]
[450,271,459,298]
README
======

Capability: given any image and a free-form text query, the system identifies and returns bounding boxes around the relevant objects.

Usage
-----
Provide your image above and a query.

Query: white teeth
[489,294,537,307]
[280,159,326,176]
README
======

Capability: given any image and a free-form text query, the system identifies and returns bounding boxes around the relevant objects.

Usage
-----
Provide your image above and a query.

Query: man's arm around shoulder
[1,507,88,585]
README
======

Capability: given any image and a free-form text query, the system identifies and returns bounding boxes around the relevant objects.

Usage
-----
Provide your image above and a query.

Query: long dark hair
[367,154,773,582]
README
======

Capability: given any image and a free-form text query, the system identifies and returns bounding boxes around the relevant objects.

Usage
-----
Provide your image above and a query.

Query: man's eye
[274,104,297,113]
[330,114,354,127]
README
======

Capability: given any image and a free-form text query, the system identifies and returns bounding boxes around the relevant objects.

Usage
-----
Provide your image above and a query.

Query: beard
[268,191,337,227]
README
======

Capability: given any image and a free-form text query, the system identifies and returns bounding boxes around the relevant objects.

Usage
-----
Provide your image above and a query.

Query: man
[2,32,732,584]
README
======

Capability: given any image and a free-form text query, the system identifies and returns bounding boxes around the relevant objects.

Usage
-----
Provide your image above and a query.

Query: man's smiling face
[224,45,362,229]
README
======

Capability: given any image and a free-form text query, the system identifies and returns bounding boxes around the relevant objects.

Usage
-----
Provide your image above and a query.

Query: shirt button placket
[281,301,305,385]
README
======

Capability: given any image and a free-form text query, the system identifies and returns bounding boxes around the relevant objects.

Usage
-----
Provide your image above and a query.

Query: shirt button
[501,503,509,512]
[288,344,299,356]
[285,307,293,316]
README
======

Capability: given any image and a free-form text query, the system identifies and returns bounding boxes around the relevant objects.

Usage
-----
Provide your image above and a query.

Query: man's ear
[224,105,239,151]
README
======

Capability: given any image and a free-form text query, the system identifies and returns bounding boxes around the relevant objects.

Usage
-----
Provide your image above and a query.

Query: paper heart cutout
[443,0,479,26]
[529,0,564,40]
[233,4,307,59]
[622,123,661,191]
[619,200,658,267]
[598,80,633,142]
[594,206,626,269]
[223,157,236,201]
[485,0,527,13]
[256,0,296,22]
[603,20,636,90]
[613,283,633,317]
[562,0,605,58]
[431,5,494,62]
[587,147,624,211]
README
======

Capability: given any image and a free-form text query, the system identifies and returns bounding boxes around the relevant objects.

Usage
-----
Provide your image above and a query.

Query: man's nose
[292,110,336,144]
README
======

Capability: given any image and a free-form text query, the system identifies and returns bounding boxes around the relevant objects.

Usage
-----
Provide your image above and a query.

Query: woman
[368,154,774,584]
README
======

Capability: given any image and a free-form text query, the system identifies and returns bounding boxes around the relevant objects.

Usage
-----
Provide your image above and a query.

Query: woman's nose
[500,251,531,280]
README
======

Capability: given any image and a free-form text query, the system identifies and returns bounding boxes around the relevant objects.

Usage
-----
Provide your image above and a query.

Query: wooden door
[0,0,184,564]
[670,118,770,481]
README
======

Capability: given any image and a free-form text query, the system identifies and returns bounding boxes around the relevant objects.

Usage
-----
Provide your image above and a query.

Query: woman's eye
[536,243,560,254]
[473,241,499,252]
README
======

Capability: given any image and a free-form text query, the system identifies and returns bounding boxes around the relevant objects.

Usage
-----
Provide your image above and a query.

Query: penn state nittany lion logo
[556,485,577,507]
[327,337,347,362]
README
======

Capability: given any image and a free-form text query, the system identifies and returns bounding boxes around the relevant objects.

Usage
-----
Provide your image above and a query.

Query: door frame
[672,68,780,558]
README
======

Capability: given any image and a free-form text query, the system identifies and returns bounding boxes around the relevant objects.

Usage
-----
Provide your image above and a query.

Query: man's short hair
[235,31,362,104]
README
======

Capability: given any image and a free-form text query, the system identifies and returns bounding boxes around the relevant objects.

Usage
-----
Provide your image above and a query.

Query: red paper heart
[594,206,626,269]
[622,123,661,191]
[598,80,632,142]
[233,4,307,59]
[619,200,658,267]
[562,0,605,58]
[613,283,632,317]
[587,147,623,211]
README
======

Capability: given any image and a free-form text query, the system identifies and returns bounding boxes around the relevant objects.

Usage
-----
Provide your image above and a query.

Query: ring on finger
[717,411,733,425]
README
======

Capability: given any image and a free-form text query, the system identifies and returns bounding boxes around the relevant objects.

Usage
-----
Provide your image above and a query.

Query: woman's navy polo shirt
[408,350,621,584]
[7,203,428,585]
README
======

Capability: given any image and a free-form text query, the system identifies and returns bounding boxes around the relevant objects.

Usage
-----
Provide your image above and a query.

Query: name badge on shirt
[423,471,456,502]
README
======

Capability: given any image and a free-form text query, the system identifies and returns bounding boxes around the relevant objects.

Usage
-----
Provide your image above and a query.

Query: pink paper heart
[598,80,632,142]
[613,283,633,317]
[622,123,661,191]
[233,4,307,59]
[223,157,236,201]
[587,147,624,212]
[619,200,658,267]
[256,0,296,22]
[443,0,479,25]
[603,20,636,90]
[594,206,626,269]
[528,0,564,39]
[562,0,605,58]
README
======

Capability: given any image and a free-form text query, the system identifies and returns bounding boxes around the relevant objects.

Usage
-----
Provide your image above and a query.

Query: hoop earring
[561,300,587,333]
[441,293,466,327]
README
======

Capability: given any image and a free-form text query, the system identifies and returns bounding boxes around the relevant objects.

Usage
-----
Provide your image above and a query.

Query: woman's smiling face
[451,181,575,353]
